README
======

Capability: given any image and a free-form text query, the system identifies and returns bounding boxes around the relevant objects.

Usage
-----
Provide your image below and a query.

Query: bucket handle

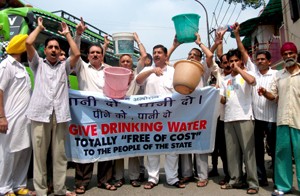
[184,15,199,32]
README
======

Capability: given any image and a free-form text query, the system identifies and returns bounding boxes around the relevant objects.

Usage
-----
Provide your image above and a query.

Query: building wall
[281,0,300,47]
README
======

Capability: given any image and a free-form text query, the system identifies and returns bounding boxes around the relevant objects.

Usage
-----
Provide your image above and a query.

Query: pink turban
[280,42,298,55]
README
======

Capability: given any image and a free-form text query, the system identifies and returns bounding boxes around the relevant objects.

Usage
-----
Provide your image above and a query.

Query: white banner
[66,87,220,163]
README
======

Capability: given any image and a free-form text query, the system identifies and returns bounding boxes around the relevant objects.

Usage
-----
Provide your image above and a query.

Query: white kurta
[0,55,31,152]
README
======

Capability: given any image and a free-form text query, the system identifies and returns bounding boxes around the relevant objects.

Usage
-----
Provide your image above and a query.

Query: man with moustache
[208,30,231,185]
[25,17,80,196]
[136,44,185,189]
[258,42,300,195]
[219,47,259,194]
[72,19,116,194]
[233,24,278,186]
[167,33,214,188]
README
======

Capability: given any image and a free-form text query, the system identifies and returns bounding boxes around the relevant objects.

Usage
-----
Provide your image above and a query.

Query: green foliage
[224,0,265,9]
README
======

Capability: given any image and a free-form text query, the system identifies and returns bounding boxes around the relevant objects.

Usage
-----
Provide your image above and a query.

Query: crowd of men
[0,16,299,196]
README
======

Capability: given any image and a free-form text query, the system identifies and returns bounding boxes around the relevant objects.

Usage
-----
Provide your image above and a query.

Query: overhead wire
[210,0,221,29]
[218,3,232,26]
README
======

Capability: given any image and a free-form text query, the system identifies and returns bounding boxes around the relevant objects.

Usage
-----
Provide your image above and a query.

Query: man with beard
[259,42,300,195]
[25,17,80,196]
[233,24,278,187]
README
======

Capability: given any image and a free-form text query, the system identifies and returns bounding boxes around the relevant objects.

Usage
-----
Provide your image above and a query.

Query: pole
[194,0,211,48]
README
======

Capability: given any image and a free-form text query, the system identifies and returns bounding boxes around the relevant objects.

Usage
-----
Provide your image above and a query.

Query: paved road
[28,155,299,196]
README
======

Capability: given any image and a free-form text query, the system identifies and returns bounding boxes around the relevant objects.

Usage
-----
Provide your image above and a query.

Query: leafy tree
[224,0,265,9]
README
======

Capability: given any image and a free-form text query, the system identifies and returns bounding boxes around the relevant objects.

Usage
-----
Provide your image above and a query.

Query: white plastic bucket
[103,67,131,99]
[112,32,134,55]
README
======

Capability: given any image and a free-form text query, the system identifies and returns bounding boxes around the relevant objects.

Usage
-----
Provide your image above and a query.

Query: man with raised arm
[25,17,80,196]
[72,18,117,193]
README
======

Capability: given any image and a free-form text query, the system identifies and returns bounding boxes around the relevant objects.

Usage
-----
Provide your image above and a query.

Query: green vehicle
[0,6,140,89]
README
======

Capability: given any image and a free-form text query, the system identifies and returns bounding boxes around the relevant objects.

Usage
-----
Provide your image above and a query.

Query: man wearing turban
[258,42,300,195]
[0,34,35,195]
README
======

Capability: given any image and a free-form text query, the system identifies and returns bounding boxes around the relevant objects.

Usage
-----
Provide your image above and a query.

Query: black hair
[146,53,153,65]
[87,44,103,55]
[153,44,167,55]
[44,36,60,48]
[226,49,242,61]
[190,48,202,58]
[255,50,271,60]
[219,53,227,63]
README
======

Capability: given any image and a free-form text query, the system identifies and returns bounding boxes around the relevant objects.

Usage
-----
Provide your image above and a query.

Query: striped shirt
[246,58,278,122]
[252,69,278,122]
[26,51,72,123]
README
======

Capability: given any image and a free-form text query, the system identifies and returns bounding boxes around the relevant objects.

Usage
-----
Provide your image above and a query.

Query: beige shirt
[269,66,300,129]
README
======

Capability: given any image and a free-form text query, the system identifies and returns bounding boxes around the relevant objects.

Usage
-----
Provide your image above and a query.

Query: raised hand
[76,17,87,36]
[58,22,70,36]
[37,17,45,31]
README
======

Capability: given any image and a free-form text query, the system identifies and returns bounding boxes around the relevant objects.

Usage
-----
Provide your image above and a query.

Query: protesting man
[25,17,80,196]
[259,42,300,195]
[0,34,35,196]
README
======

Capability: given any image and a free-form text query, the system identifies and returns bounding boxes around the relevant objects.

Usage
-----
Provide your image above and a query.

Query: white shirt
[26,51,72,123]
[0,55,31,152]
[252,69,277,122]
[75,59,110,92]
[221,70,255,122]
[245,58,277,122]
[138,65,175,95]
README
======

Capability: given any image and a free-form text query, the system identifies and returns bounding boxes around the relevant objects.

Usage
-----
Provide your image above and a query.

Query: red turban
[280,42,298,55]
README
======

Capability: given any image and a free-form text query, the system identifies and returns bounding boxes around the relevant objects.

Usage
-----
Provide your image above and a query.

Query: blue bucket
[172,13,200,43]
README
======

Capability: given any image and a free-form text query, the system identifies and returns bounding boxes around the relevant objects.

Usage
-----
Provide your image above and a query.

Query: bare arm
[26,17,45,62]
[235,66,256,85]
[257,86,276,101]
[233,23,249,65]
[210,30,226,56]
[220,95,226,104]
[134,32,147,66]
[195,32,213,67]
[102,35,110,62]
[0,90,8,134]
[136,67,163,85]
[58,22,81,69]
[167,35,181,62]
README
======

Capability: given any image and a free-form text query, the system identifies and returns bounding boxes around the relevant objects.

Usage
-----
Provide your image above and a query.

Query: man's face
[59,50,66,61]
[88,46,103,66]
[228,55,243,70]
[255,54,270,71]
[119,55,132,70]
[44,40,60,64]
[153,48,167,66]
[221,55,231,74]
[282,50,298,67]
[187,49,201,62]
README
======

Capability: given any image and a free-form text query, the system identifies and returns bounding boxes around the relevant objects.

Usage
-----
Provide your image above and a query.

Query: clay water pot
[173,59,204,95]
